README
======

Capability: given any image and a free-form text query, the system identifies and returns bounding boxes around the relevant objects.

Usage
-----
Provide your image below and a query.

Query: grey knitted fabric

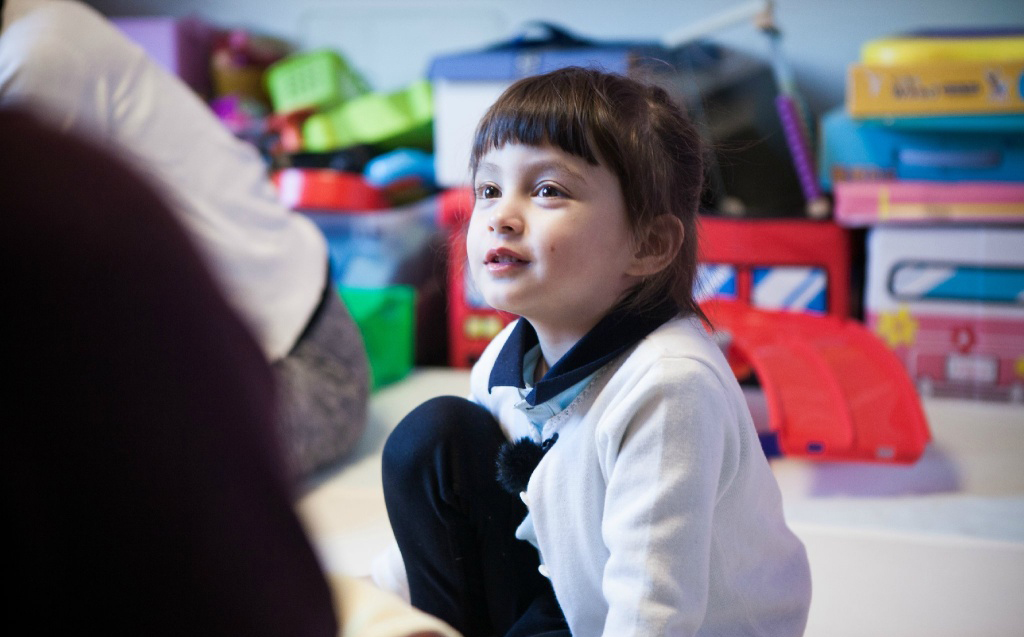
[273,287,370,484]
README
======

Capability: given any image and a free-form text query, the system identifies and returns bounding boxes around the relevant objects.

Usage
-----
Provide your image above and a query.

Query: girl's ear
[626,214,684,277]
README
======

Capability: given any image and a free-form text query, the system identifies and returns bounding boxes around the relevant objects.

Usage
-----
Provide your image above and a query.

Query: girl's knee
[382,396,495,479]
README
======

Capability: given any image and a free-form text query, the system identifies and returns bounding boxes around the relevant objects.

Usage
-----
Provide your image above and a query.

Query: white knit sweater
[0,0,327,360]
[471,315,811,637]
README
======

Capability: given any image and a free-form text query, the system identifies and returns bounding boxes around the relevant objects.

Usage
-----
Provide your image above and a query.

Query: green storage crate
[265,49,369,114]
[302,78,433,152]
[339,285,415,389]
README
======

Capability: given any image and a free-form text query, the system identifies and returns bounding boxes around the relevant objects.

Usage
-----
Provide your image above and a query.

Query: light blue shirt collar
[515,344,596,436]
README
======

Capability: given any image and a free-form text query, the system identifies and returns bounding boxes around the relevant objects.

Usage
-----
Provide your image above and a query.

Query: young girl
[381,67,811,637]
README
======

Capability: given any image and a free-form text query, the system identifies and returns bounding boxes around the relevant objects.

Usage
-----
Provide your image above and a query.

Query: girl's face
[467,142,641,341]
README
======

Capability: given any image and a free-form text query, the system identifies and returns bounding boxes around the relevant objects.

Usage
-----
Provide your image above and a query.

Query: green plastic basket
[338,285,415,389]
[265,49,369,115]
[302,78,433,152]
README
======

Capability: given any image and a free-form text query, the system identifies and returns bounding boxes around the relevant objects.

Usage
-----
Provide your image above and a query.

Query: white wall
[85,0,1021,117]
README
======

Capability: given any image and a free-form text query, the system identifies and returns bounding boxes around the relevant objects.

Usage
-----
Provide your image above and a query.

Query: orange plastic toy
[703,299,930,463]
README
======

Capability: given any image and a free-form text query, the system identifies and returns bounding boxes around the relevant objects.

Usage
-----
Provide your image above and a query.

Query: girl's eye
[536,185,563,198]
[477,184,501,199]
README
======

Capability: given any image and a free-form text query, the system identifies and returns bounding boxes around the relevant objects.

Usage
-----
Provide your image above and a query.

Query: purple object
[775,94,822,203]
[113,16,214,95]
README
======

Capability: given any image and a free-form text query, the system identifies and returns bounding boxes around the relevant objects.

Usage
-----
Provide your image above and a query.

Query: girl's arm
[598,358,739,637]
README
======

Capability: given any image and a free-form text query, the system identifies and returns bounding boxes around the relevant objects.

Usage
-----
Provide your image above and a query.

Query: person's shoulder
[5,1,109,35]
[592,313,737,406]
[588,316,742,448]
[25,0,107,22]
[631,314,721,367]
[1,1,119,64]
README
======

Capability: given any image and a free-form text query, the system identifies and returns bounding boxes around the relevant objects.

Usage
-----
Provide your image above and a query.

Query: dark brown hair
[470,66,706,321]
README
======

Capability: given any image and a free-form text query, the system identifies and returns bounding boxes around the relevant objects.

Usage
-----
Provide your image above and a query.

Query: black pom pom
[495,434,558,495]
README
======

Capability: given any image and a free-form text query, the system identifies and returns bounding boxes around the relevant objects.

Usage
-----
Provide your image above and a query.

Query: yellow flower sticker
[876,306,919,348]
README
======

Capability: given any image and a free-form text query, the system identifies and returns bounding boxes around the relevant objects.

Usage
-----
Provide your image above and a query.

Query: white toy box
[865,226,1024,402]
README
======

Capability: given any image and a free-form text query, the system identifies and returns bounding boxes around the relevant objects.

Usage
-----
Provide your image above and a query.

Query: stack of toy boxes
[819,30,1024,402]
[264,50,448,386]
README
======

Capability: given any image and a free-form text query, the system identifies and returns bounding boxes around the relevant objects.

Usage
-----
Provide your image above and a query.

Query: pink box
[113,16,214,95]
[834,179,1024,226]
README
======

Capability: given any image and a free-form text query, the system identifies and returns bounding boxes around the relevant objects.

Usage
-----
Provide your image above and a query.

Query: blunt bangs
[470,85,603,175]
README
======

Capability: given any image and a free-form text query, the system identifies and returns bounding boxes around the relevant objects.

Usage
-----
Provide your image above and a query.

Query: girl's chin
[482,299,516,315]
[479,294,522,317]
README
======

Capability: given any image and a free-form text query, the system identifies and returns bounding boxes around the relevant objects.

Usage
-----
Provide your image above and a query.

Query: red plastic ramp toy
[703,299,930,463]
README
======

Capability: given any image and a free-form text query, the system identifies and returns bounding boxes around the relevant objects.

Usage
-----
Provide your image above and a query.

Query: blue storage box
[304,197,440,290]
[819,108,1024,191]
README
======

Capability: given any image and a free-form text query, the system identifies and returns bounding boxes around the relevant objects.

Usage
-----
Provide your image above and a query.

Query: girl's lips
[484,247,529,273]
[485,247,527,263]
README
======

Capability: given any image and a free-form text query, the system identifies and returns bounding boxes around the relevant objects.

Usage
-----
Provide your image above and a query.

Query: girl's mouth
[485,248,527,263]
[485,248,528,272]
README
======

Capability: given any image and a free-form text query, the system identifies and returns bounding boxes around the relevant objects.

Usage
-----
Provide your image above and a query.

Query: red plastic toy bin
[272,168,388,211]
[698,216,851,319]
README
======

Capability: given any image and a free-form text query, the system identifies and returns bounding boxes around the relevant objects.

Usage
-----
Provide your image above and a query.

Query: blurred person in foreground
[1,107,458,637]
[0,0,369,483]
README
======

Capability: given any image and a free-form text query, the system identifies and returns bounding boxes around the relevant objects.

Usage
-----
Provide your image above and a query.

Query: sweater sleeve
[0,2,123,139]
[597,357,739,637]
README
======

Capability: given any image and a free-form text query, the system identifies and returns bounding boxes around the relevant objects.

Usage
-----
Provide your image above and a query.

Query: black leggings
[382,396,571,637]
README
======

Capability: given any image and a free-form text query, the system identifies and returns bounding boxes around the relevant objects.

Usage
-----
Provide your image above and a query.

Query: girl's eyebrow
[475,161,499,177]
[523,159,586,184]
[475,156,588,184]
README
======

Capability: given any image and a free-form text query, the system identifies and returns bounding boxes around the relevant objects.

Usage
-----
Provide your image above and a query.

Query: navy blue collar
[488,297,679,405]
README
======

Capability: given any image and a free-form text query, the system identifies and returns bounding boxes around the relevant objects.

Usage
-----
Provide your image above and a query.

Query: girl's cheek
[464,227,484,275]
[464,222,481,256]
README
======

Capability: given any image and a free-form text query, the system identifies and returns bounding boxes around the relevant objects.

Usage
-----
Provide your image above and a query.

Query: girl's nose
[487,201,524,234]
